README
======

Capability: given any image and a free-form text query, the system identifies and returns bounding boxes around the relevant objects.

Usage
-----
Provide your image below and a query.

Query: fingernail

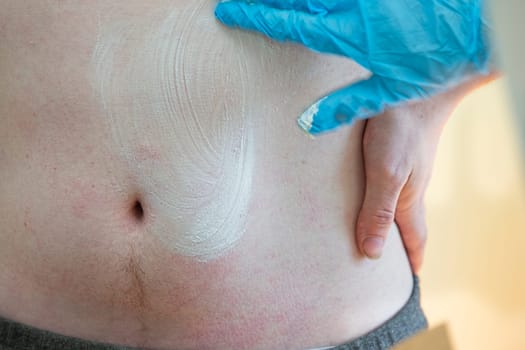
[362,237,384,259]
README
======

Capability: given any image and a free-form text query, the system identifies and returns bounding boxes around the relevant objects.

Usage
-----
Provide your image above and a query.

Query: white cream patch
[297,96,326,135]
[91,1,255,261]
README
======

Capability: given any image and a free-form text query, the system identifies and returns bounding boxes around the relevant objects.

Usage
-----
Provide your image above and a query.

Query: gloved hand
[215,0,493,135]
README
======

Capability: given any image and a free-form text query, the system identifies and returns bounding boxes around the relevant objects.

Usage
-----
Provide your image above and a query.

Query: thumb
[356,175,404,259]
[297,75,421,135]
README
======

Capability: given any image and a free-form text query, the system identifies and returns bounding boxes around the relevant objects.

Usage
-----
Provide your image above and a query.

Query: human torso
[0,1,413,349]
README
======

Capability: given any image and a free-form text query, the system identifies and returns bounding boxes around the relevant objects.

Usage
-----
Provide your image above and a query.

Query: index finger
[247,0,357,13]
[215,1,368,64]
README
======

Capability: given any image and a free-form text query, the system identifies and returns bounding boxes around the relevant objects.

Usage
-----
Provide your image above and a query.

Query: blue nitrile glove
[215,0,493,135]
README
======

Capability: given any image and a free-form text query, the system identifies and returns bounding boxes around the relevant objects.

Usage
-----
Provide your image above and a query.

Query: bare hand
[354,80,482,273]
[355,72,498,272]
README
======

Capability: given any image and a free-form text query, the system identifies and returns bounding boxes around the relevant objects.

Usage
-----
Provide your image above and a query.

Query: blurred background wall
[420,79,525,349]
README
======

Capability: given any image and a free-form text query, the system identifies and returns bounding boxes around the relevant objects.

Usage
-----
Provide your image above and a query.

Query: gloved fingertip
[297,97,326,135]
[214,1,240,27]
[297,96,348,135]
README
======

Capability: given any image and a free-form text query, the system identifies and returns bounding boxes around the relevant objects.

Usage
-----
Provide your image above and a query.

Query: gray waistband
[326,274,428,350]
[0,275,427,350]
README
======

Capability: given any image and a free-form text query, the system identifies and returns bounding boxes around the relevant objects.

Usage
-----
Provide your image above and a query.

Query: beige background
[420,79,525,349]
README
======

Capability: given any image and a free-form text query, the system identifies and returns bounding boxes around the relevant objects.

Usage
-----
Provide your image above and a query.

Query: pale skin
[357,73,498,273]
[0,1,499,348]
[1,3,416,347]
[212,0,497,273]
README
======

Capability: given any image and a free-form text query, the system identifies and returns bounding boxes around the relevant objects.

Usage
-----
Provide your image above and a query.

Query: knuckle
[403,226,428,252]
[419,233,428,246]
[372,208,395,226]
[413,235,428,251]
[419,224,429,243]
[378,163,407,187]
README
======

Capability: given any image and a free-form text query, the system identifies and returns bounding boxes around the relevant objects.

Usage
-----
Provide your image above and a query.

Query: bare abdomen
[0,1,413,349]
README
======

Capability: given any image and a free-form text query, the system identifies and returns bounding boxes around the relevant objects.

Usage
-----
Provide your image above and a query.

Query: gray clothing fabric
[329,274,428,349]
[0,275,427,350]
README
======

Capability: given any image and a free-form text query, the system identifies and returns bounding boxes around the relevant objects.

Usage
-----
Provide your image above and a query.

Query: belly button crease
[131,199,145,223]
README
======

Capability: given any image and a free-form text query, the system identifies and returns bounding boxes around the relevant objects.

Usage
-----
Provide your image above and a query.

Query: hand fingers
[356,166,406,259]
[395,197,428,273]
[245,0,357,13]
[215,1,321,42]
[215,2,366,60]
[297,76,421,135]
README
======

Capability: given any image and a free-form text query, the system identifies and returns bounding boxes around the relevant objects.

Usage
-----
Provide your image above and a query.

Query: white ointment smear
[92,1,255,261]
[297,96,326,135]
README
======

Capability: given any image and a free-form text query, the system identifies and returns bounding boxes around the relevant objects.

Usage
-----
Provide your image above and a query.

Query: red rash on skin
[69,178,105,220]
[16,118,38,140]
[133,144,162,162]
